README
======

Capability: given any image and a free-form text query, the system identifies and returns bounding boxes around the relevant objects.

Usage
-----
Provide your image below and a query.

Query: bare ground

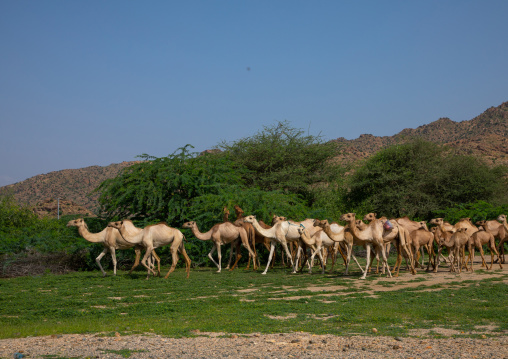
[1,257,507,359]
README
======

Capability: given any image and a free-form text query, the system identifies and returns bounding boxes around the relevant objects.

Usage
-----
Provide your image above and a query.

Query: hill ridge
[1,102,507,215]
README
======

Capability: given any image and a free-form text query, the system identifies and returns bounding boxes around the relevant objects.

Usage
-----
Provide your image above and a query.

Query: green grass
[0,266,507,339]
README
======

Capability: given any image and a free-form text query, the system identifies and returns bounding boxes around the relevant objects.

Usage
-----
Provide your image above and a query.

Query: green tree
[216,120,346,206]
[345,139,507,219]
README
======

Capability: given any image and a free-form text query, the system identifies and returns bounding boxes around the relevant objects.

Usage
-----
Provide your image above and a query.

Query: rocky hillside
[333,101,508,166]
[0,162,138,217]
[1,101,507,216]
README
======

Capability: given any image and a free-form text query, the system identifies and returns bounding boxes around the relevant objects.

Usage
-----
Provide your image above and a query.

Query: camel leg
[152,251,161,276]
[281,241,295,272]
[225,241,236,270]
[489,241,502,270]
[293,245,303,274]
[95,249,108,277]
[262,241,277,274]
[108,247,117,276]
[163,243,180,278]
[207,245,220,271]
[360,244,372,280]
[216,243,223,273]
[128,247,142,274]
[379,244,392,278]
[140,246,158,279]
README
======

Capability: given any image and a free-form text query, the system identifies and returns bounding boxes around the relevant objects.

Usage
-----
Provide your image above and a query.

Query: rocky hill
[1,102,507,216]
[0,162,138,217]
[333,101,508,167]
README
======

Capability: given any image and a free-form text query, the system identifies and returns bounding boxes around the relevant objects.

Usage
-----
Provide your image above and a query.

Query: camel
[181,220,255,273]
[449,228,471,273]
[313,219,363,275]
[339,213,392,279]
[223,206,230,222]
[409,222,435,271]
[242,215,317,274]
[67,218,160,277]
[496,214,508,263]
[295,227,326,274]
[108,220,191,279]
[363,213,415,276]
[468,222,503,271]
[230,205,258,270]
[454,218,479,237]
[430,218,458,272]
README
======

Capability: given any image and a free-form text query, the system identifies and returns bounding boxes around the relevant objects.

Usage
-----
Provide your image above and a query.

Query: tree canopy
[345,139,508,219]
[216,120,345,205]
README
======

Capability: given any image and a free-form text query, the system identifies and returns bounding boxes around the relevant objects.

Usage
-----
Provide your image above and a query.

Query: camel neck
[190,224,213,241]
[78,226,106,244]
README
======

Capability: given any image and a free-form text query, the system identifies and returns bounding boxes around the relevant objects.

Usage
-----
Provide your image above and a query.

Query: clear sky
[1,0,507,187]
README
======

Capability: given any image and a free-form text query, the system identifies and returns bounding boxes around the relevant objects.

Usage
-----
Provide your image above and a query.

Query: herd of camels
[66,205,507,280]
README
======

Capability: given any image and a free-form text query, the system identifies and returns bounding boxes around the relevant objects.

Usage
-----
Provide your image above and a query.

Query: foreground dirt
[1,332,507,359]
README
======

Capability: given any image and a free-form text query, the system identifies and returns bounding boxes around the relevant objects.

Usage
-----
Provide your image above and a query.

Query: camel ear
[352,213,356,217]
[374,213,377,217]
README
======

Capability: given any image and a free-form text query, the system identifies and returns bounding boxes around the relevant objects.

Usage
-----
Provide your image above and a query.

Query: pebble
[1,333,506,359]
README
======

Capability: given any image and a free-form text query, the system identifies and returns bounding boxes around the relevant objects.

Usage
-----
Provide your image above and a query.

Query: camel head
[314,219,329,228]
[339,213,356,223]
[497,214,507,223]
[363,213,377,222]
[297,227,311,240]
[476,220,487,227]
[418,221,429,231]
[223,207,230,215]
[429,218,444,226]
[66,218,85,228]
[430,226,438,233]
[271,215,286,225]
[182,221,196,229]
[242,215,256,224]
[234,205,244,217]
[107,221,123,230]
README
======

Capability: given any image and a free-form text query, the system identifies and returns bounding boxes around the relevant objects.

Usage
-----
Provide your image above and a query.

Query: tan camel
[468,222,502,271]
[108,220,191,279]
[495,214,508,263]
[449,228,471,273]
[242,215,317,274]
[409,222,435,271]
[181,220,255,273]
[454,218,479,237]
[313,219,364,275]
[430,218,457,272]
[339,213,392,279]
[295,227,326,273]
[363,213,415,276]
[67,218,160,277]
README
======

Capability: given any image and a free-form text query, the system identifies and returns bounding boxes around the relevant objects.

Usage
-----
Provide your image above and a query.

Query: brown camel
[67,218,160,277]
[468,222,503,271]
[108,220,191,279]
[242,215,317,274]
[339,213,392,279]
[182,220,255,273]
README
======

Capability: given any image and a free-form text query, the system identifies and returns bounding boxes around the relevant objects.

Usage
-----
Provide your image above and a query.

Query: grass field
[1,264,507,340]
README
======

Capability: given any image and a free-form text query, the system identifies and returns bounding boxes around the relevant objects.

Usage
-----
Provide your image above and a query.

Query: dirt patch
[1,332,507,359]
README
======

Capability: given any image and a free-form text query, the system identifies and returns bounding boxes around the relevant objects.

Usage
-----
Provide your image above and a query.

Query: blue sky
[1,0,507,186]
